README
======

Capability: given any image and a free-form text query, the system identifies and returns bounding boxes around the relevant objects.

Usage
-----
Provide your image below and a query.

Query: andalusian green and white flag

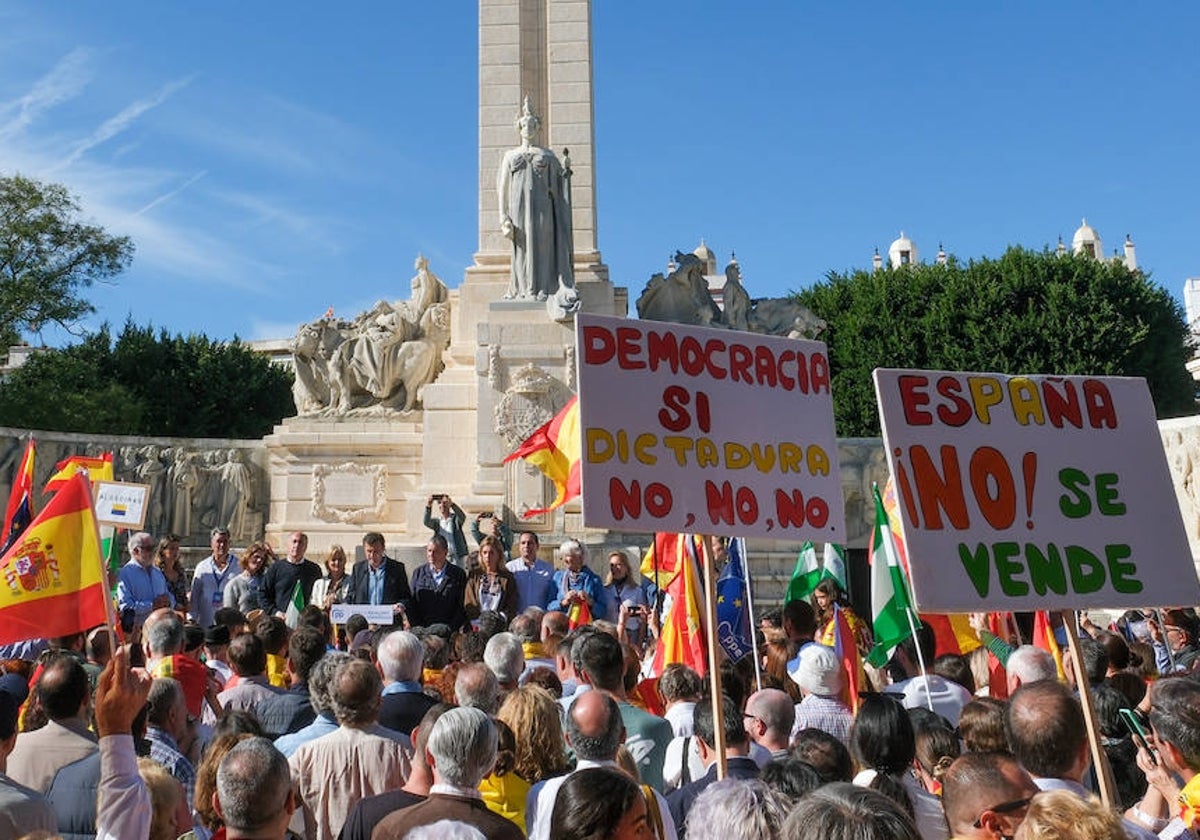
[865,484,916,667]
[785,541,823,603]
[284,581,305,629]
[821,543,848,593]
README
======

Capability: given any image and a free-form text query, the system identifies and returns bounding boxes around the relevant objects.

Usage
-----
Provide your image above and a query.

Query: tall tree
[0,175,133,346]
[0,320,294,438]
[796,247,1197,436]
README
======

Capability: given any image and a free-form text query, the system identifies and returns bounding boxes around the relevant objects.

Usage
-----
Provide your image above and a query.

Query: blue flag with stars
[716,537,754,663]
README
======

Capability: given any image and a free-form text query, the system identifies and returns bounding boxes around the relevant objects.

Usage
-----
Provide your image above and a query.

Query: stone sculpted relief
[636,250,828,340]
[310,462,389,524]
[498,97,581,321]
[494,364,573,449]
[115,444,265,542]
[292,255,452,415]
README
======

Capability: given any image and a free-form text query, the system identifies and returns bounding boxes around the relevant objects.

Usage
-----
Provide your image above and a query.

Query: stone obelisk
[425,0,624,536]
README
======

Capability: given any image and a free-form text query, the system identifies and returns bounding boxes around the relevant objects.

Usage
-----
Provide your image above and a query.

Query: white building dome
[1072,218,1103,259]
[693,239,717,275]
[888,231,918,268]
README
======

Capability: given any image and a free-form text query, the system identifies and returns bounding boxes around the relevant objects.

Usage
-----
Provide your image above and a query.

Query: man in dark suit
[349,533,412,622]
[376,630,438,735]
[408,535,467,630]
[666,692,760,836]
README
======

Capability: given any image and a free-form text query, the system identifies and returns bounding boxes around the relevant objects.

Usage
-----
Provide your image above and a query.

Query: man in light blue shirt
[505,532,556,613]
[116,531,173,625]
[189,527,236,628]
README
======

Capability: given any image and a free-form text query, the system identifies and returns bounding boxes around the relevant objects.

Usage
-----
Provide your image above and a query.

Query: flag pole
[81,475,120,655]
[738,538,763,691]
[903,605,935,713]
[1063,609,1118,807]
[697,535,727,780]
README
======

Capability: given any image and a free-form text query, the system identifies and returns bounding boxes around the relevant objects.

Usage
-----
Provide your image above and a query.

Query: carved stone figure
[635,248,827,340]
[636,253,721,327]
[722,260,751,331]
[169,448,198,538]
[498,97,577,312]
[218,449,253,540]
[136,445,167,535]
[749,298,828,340]
[290,256,452,415]
[328,302,451,413]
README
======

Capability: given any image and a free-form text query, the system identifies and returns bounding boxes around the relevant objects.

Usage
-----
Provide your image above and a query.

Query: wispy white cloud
[52,74,194,170]
[0,47,92,140]
[134,169,207,216]
[209,187,346,255]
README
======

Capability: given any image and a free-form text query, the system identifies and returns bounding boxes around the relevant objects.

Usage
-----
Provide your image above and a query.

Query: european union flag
[716,537,754,663]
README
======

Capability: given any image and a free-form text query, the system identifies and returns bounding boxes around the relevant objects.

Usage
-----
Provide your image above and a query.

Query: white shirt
[526,758,677,840]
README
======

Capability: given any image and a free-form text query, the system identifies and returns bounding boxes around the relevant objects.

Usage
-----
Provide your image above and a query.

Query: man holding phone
[1126,678,1200,835]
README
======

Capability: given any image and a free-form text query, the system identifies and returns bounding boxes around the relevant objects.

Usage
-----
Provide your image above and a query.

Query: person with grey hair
[686,777,791,840]
[745,688,795,759]
[549,539,608,620]
[509,612,555,678]
[214,737,296,840]
[526,689,678,840]
[1004,645,1058,696]
[274,651,350,757]
[781,782,920,840]
[288,659,412,840]
[144,611,185,665]
[455,662,501,715]
[378,630,438,736]
[373,707,522,840]
[145,678,197,810]
[484,632,525,695]
[117,530,174,626]
[190,527,237,629]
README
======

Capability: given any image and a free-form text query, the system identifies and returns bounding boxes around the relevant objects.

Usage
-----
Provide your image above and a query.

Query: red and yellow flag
[567,597,593,631]
[832,603,863,713]
[0,472,109,646]
[2,438,35,553]
[651,533,708,678]
[503,396,581,517]
[44,452,113,494]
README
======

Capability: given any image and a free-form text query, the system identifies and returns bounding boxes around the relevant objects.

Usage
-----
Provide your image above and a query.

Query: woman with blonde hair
[311,544,352,609]
[223,541,274,613]
[497,684,569,785]
[138,757,193,840]
[605,550,650,648]
[464,536,519,624]
[1015,790,1123,840]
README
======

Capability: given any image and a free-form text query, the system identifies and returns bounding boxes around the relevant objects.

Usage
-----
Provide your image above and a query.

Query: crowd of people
[0,522,1199,840]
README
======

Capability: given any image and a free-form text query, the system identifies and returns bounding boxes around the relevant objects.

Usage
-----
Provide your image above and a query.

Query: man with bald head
[744,688,795,759]
[525,689,678,840]
[942,751,1039,840]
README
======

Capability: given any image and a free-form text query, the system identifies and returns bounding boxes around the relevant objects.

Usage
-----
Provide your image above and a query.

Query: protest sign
[874,369,1199,612]
[576,313,844,541]
[93,481,150,529]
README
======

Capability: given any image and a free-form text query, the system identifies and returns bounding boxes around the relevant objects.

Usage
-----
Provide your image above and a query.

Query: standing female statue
[497,97,575,302]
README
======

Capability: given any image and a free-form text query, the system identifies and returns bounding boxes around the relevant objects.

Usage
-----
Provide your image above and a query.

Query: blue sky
[2,2,1198,345]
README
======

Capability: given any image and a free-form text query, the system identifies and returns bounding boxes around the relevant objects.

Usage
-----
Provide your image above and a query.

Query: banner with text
[577,314,845,541]
[874,368,1199,612]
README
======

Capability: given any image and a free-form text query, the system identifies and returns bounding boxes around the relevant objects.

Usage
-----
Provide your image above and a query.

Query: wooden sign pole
[701,537,727,780]
[1060,610,1117,808]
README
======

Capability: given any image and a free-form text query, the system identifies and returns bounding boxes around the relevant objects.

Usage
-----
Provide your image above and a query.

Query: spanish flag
[0,472,109,646]
[44,452,113,494]
[650,533,708,678]
[567,597,592,630]
[503,396,581,517]
[1,438,35,554]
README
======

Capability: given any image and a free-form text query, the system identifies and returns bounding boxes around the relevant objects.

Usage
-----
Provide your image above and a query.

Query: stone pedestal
[262,416,428,564]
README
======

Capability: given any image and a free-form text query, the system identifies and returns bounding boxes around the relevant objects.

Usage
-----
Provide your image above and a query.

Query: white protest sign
[576,313,844,541]
[874,368,1200,612]
[329,604,396,625]
[94,481,150,529]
